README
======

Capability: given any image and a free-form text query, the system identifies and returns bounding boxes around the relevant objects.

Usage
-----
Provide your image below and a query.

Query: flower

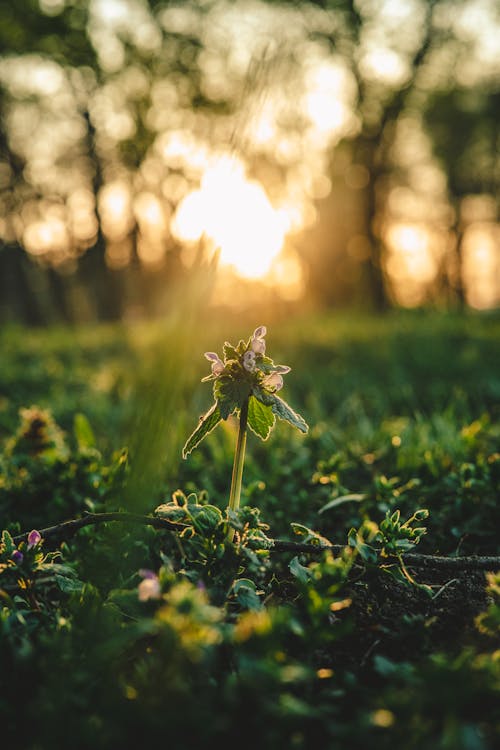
[243,350,257,372]
[27,530,42,549]
[262,365,291,393]
[204,351,225,376]
[250,326,267,355]
[262,372,284,391]
[138,568,157,580]
[11,550,24,565]
[205,352,224,377]
[138,571,161,601]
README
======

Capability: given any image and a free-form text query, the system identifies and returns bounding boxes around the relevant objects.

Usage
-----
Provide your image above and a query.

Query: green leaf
[1,530,15,556]
[223,341,238,360]
[256,356,276,374]
[347,528,378,563]
[55,575,85,594]
[235,339,250,355]
[182,403,221,458]
[214,376,251,419]
[291,523,331,547]
[319,493,366,514]
[270,395,308,433]
[289,556,313,584]
[247,395,275,440]
[251,385,275,406]
[233,578,262,611]
[74,413,96,450]
[187,504,223,535]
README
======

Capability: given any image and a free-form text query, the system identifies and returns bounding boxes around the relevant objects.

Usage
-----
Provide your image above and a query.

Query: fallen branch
[12,511,186,544]
[10,512,500,571]
[270,540,500,570]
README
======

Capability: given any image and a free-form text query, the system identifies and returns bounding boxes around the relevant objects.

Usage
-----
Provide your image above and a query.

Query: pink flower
[27,530,42,549]
[250,326,267,355]
[138,575,161,602]
[204,352,224,376]
[262,371,286,392]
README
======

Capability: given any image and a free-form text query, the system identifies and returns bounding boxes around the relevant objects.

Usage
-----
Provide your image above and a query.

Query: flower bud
[11,550,24,565]
[204,352,224,376]
[243,350,257,372]
[263,372,284,392]
[251,325,267,354]
[27,530,42,549]
[251,337,266,354]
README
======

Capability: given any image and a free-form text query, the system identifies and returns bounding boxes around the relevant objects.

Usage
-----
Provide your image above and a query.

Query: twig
[12,512,186,545]
[270,541,500,571]
[9,513,500,571]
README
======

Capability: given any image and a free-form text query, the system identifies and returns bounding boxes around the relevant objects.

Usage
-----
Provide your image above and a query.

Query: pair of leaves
[181,396,273,458]
[182,392,308,458]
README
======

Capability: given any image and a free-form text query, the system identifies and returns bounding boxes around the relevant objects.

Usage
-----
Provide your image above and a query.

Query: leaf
[74,413,96,450]
[252,385,275,406]
[1,530,15,555]
[347,528,378,563]
[235,339,250,355]
[154,503,187,522]
[187,504,223,535]
[255,356,276,374]
[55,575,85,594]
[318,494,366,514]
[182,403,221,458]
[270,395,308,433]
[233,578,262,611]
[289,556,313,584]
[291,523,331,547]
[247,396,275,440]
[215,376,251,419]
[223,341,238,360]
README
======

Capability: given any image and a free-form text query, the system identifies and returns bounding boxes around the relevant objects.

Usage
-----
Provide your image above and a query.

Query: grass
[1,308,499,748]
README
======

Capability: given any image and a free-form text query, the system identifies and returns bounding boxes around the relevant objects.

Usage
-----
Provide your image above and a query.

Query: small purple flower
[138,568,157,580]
[250,326,267,355]
[11,550,24,565]
[204,352,224,376]
[262,372,285,392]
[27,530,42,549]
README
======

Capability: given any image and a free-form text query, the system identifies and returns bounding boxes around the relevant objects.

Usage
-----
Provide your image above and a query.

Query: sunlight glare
[463,222,500,309]
[387,224,436,282]
[171,158,289,279]
[99,181,133,241]
[303,63,349,135]
[23,218,68,258]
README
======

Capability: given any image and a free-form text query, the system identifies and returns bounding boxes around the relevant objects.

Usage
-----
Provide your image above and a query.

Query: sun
[171,157,289,279]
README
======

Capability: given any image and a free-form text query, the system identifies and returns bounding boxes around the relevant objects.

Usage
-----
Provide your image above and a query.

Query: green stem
[227,399,248,542]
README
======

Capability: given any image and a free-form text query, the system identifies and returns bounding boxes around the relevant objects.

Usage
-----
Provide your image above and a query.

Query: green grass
[1,309,499,749]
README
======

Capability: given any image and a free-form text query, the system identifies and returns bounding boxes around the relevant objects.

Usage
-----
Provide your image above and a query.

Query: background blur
[0,0,499,325]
